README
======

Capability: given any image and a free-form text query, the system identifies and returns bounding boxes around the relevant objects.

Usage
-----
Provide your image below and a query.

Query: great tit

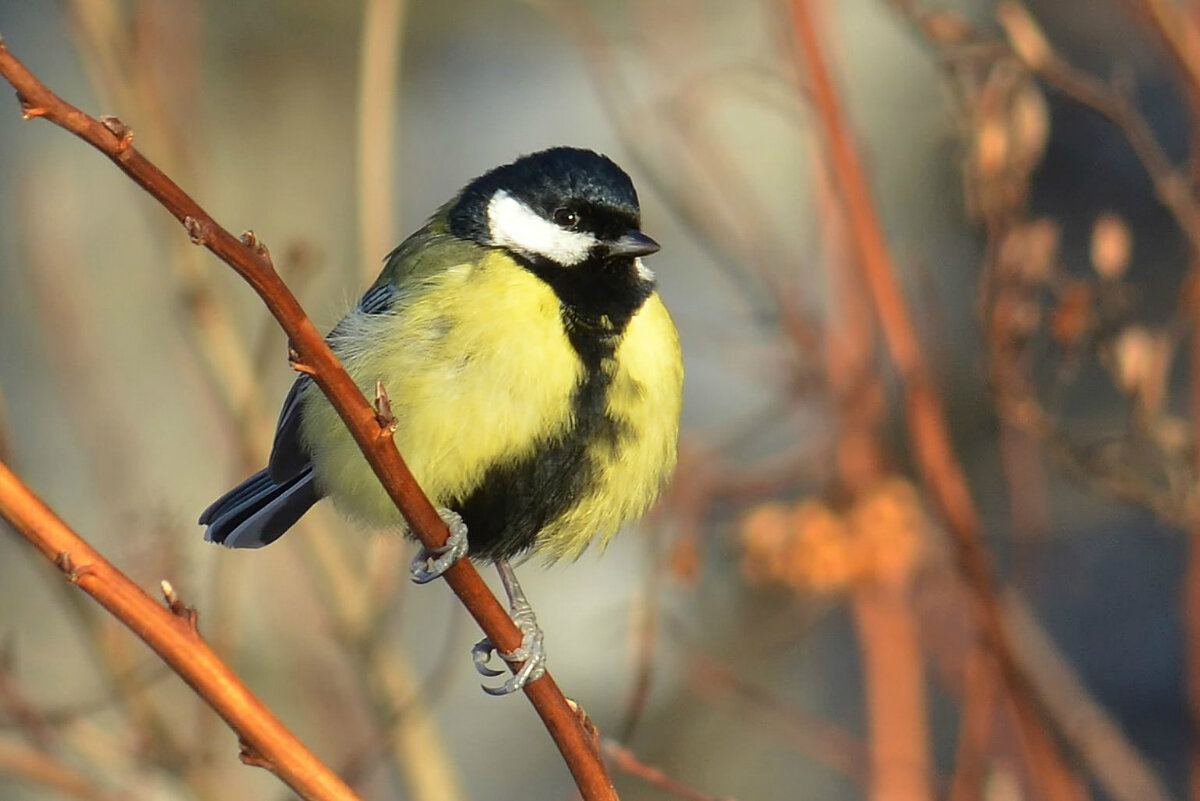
[199,147,683,692]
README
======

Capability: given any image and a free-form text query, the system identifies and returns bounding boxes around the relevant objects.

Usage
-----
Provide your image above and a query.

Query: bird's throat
[518,253,654,339]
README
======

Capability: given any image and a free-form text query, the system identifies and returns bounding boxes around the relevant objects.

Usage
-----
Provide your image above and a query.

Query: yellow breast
[301,251,582,524]
[538,294,683,560]
[299,250,683,560]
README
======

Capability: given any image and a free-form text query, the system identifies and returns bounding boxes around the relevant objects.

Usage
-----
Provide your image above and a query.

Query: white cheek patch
[634,257,654,282]
[486,190,598,266]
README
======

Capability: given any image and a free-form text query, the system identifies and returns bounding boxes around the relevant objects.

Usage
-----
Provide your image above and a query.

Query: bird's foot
[473,601,546,696]
[409,508,469,584]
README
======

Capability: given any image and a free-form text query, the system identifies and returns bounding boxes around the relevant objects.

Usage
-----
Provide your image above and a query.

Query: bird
[199,146,683,693]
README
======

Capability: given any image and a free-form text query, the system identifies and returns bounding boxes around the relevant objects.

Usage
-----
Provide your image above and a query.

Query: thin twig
[946,644,997,801]
[995,2,1200,254]
[615,532,666,741]
[0,663,172,731]
[0,662,55,752]
[688,654,868,782]
[357,0,406,280]
[64,10,340,790]
[603,739,735,801]
[0,736,126,801]
[1003,591,1177,801]
[1122,0,1200,103]
[0,33,616,801]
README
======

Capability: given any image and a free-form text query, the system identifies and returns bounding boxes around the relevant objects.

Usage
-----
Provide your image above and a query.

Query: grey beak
[608,230,661,258]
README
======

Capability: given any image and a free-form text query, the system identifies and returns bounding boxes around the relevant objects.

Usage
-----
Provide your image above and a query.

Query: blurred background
[0,0,1196,799]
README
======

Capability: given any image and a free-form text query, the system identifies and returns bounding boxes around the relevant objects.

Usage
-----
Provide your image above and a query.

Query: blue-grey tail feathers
[199,467,320,549]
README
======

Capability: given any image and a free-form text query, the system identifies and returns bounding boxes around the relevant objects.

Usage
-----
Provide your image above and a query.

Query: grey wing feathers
[200,280,401,548]
[354,281,401,316]
[266,282,398,483]
[267,377,312,482]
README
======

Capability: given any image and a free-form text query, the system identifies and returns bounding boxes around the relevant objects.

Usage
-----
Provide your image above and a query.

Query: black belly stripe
[451,319,629,561]
[452,252,650,561]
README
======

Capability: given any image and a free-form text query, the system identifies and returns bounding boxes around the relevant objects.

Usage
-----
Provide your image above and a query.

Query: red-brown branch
[0,33,615,800]
[0,460,359,801]
[783,3,1083,799]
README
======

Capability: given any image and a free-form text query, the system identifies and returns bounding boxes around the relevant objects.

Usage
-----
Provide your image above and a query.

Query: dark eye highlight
[553,207,581,229]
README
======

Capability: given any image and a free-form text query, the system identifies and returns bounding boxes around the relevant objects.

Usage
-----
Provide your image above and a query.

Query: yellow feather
[298,249,683,560]
[539,293,683,560]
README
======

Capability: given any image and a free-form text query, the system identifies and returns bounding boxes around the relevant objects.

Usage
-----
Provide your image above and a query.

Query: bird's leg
[472,560,547,696]
[409,508,469,584]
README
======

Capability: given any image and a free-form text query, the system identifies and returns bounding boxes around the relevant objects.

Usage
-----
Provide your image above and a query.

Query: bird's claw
[473,606,546,695]
[409,509,469,584]
[472,639,506,678]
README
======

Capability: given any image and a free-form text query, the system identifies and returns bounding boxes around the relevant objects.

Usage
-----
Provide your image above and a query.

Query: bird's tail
[199,467,319,549]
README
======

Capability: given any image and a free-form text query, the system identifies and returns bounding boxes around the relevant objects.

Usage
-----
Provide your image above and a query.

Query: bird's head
[448,147,660,273]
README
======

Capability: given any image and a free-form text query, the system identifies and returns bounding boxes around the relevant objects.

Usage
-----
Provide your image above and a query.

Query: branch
[0,33,616,800]
[1123,0,1200,106]
[356,0,405,281]
[603,739,735,801]
[783,2,1084,799]
[0,460,359,801]
[994,1,1200,254]
[688,653,868,783]
[0,736,125,801]
[1002,591,1176,801]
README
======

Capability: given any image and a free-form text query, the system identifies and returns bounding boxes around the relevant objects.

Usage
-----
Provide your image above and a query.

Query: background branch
[785,2,1083,798]
[0,737,125,801]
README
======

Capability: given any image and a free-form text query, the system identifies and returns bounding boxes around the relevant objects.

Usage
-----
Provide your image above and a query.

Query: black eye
[553,207,580,229]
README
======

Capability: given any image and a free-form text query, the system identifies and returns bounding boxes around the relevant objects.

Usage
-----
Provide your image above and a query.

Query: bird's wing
[266,281,400,482]
[267,224,485,483]
[265,377,313,482]
[377,223,484,289]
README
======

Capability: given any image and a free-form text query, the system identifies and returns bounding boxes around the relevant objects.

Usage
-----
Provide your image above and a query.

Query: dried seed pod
[974,115,1011,180]
[1111,326,1153,393]
[1110,326,1171,416]
[999,218,1060,285]
[791,500,856,593]
[739,503,792,584]
[921,10,974,44]
[1011,82,1050,169]
[997,1,1055,70]
[849,478,925,588]
[991,290,1041,346]
[1090,212,1132,281]
[965,67,1051,221]
[1049,282,1094,347]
